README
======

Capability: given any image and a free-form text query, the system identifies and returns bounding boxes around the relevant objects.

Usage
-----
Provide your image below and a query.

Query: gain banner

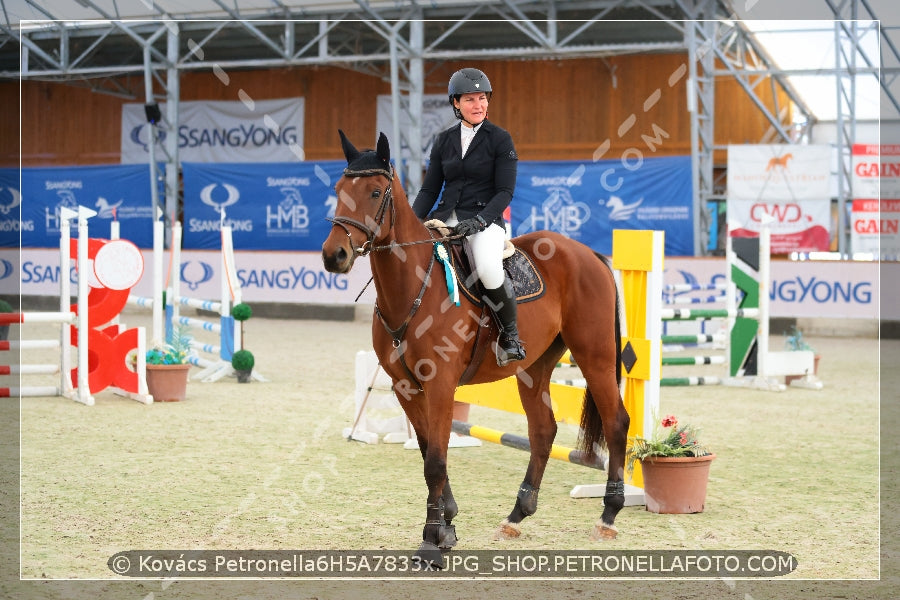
[121,98,305,164]
[727,144,832,253]
[850,143,900,258]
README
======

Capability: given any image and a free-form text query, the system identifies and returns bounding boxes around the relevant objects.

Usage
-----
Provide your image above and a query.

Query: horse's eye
[371,189,381,199]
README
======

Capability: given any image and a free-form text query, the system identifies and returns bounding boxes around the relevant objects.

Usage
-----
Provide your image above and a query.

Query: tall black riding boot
[483,279,526,367]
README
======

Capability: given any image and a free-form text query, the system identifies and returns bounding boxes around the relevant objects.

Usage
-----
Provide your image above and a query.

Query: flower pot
[785,354,820,385]
[235,369,252,383]
[640,454,715,514]
[146,364,191,402]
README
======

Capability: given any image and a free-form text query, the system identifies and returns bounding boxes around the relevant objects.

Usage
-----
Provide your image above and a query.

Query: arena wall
[1,54,787,167]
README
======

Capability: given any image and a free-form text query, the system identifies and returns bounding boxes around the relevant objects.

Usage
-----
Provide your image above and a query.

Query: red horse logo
[766,153,793,171]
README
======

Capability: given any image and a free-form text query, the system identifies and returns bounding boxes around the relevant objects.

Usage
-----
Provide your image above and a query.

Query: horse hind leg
[495,348,563,540]
[577,375,629,541]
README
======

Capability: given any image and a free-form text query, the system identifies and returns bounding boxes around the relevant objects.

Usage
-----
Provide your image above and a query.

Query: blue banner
[0,168,18,248]
[182,161,346,250]
[512,156,694,256]
[2,164,158,248]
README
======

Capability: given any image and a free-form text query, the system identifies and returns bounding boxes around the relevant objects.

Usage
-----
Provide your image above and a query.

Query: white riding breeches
[446,212,507,290]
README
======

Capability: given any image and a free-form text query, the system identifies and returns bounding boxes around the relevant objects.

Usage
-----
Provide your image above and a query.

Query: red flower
[679,431,688,445]
[661,415,678,428]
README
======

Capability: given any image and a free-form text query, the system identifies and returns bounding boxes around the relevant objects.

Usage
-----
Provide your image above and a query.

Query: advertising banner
[10,248,876,319]
[727,144,832,253]
[375,94,457,161]
[0,168,19,248]
[2,164,157,248]
[850,144,900,257]
[121,98,305,164]
[182,161,345,250]
[512,157,694,256]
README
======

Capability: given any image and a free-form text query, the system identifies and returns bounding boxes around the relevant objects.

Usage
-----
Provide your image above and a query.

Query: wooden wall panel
[0,53,789,168]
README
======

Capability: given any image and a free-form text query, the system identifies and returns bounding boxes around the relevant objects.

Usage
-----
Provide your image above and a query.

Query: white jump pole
[757,219,772,380]
[74,206,95,406]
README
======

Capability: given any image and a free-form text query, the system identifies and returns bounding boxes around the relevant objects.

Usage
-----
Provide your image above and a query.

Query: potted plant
[0,298,12,341]
[144,324,193,402]
[627,414,715,514]
[784,325,820,382]
[230,302,255,383]
[231,349,255,383]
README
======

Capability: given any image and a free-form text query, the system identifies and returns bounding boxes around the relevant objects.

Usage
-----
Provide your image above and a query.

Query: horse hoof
[438,524,458,550]
[590,522,618,541]
[413,542,444,570]
[493,519,521,540]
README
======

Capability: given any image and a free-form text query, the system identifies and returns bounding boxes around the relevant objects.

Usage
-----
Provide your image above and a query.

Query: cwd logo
[516,186,590,237]
[765,153,793,171]
[266,187,309,234]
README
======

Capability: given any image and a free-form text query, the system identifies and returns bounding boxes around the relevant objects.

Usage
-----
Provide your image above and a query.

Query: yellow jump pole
[612,229,663,490]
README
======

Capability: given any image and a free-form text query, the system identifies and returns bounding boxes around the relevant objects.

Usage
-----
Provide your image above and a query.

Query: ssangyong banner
[727,144,832,253]
[375,94,457,161]
[10,249,876,320]
[181,161,345,251]
[850,144,900,257]
[121,98,305,164]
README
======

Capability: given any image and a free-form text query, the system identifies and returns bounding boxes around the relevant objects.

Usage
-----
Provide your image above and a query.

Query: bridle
[326,165,395,256]
[327,165,464,255]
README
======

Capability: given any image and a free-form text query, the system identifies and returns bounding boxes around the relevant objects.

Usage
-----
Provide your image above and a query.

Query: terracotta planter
[640,454,715,514]
[146,364,191,402]
[785,354,820,385]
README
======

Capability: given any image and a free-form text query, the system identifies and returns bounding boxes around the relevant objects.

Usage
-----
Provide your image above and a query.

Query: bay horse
[322,130,629,563]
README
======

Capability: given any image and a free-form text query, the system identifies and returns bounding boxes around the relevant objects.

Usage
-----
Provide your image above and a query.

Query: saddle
[425,220,546,384]
[425,220,546,305]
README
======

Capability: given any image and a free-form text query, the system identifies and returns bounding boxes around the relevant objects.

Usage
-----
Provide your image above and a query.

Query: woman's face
[455,92,489,126]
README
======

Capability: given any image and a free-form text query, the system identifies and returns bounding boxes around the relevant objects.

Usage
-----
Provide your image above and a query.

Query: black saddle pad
[447,242,546,305]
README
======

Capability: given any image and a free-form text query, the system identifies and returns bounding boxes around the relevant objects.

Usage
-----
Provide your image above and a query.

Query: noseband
[327,166,394,256]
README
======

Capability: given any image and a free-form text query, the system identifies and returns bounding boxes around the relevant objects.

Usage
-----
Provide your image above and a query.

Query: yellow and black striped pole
[611,229,663,489]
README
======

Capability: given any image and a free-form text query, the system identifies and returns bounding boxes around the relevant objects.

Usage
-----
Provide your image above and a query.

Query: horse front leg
[411,387,455,566]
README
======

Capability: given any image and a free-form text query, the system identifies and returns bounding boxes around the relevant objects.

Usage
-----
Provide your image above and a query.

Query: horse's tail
[577,252,623,461]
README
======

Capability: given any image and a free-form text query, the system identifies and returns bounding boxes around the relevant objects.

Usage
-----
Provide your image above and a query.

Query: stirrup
[496,334,526,367]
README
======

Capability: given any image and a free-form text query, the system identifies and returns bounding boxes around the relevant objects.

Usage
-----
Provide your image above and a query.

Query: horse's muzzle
[322,243,354,274]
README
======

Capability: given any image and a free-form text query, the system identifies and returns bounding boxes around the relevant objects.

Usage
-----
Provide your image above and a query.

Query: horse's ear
[338,129,360,164]
[376,132,390,167]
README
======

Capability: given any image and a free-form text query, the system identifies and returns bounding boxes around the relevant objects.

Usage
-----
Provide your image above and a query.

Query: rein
[329,164,462,391]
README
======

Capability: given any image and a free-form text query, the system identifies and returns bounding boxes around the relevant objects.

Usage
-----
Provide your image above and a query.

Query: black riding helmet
[448,68,492,120]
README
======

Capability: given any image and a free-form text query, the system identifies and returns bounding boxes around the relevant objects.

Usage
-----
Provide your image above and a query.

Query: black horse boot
[483,279,526,367]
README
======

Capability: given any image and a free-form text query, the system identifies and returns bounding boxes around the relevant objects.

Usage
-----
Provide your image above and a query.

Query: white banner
[851,144,900,258]
[727,144,833,253]
[375,94,457,161]
[121,98,305,164]
[10,250,877,320]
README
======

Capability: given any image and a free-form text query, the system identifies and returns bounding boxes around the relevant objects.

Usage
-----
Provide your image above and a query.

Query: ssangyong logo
[200,183,240,215]
[0,187,20,216]
[180,260,215,292]
[130,124,168,152]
